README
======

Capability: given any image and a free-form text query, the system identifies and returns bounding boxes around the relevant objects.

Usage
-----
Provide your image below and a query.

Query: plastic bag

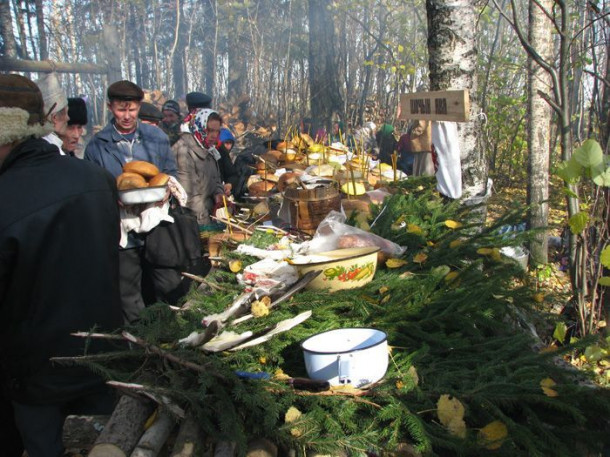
[307,211,406,257]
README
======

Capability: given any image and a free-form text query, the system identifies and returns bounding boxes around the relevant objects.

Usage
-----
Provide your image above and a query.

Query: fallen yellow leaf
[285,406,302,423]
[273,369,290,380]
[445,271,459,282]
[386,258,408,268]
[396,380,405,389]
[532,293,545,303]
[407,223,423,235]
[540,377,559,397]
[449,240,463,249]
[437,394,465,427]
[413,253,428,264]
[478,420,508,450]
[229,259,243,273]
[477,247,493,255]
[445,220,463,229]
[379,286,389,295]
[259,356,267,364]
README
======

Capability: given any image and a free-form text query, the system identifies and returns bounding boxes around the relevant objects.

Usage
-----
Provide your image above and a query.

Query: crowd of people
[0,72,435,457]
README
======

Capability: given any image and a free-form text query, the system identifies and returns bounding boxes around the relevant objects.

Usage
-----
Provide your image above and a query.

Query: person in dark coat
[0,74,123,457]
[376,123,398,166]
[217,127,239,196]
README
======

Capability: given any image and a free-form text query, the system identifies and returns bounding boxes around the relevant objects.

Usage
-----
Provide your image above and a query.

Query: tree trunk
[426,0,488,199]
[227,22,248,103]
[202,0,216,96]
[308,0,343,134]
[11,0,27,59]
[526,0,553,265]
[34,0,47,59]
[172,0,187,97]
[0,0,18,57]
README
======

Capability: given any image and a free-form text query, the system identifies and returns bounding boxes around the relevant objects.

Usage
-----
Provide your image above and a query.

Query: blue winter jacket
[84,121,177,178]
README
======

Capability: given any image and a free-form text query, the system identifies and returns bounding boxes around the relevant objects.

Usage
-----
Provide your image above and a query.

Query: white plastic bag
[307,211,405,257]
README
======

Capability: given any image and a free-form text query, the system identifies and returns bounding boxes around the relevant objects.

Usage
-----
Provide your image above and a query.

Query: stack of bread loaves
[116,161,170,190]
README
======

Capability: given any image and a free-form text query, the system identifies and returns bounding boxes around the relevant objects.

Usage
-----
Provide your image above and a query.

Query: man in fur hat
[0,74,122,457]
[36,72,70,155]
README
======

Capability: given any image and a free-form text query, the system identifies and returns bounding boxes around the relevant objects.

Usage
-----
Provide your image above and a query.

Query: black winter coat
[0,138,123,405]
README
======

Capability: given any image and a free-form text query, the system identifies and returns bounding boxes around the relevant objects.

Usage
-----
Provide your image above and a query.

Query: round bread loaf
[117,172,148,190]
[148,173,170,187]
[123,160,160,178]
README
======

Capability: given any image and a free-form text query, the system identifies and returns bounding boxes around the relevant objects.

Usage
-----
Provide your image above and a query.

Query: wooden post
[0,57,108,74]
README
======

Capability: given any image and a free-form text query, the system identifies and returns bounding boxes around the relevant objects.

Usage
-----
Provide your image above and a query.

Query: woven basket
[283,181,341,234]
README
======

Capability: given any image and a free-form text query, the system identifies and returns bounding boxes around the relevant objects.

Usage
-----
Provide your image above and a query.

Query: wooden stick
[180,272,225,291]
[71,331,125,340]
[222,196,233,235]
[210,215,254,235]
[130,408,176,457]
[121,331,212,376]
[106,381,186,419]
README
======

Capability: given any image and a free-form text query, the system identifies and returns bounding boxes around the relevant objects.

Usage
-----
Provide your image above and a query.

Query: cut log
[130,408,176,457]
[63,415,109,451]
[170,415,206,457]
[214,441,236,457]
[88,395,156,457]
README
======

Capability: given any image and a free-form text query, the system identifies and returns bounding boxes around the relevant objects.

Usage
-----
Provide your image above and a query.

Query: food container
[290,247,379,291]
[301,328,388,387]
[119,185,167,205]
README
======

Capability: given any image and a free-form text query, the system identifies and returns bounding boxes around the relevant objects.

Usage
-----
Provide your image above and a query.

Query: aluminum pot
[301,328,388,387]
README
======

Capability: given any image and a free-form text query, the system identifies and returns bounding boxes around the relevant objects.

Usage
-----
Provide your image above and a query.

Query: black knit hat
[107,80,144,102]
[67,97,87,126]
[138,102,163,122]
[162,100,181,116]
[186,92,212,110]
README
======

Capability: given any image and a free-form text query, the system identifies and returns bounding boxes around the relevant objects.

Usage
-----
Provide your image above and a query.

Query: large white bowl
[290,247,379,291]
[301,328,388,387]
[119,185,167,205]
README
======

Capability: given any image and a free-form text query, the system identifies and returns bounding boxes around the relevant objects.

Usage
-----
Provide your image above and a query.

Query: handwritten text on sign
[399,90,470,122]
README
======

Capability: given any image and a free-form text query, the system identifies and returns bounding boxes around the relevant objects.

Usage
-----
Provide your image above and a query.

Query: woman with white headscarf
[172,108,225,228]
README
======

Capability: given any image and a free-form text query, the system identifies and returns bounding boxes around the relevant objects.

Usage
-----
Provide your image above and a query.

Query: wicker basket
[283,181,341,234]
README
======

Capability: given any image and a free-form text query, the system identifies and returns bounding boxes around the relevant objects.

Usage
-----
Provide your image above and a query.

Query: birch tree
[426,0,488,199]
[527,0,553,265]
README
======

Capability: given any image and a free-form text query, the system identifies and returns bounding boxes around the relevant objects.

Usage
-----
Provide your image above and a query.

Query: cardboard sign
[399,90,470,122]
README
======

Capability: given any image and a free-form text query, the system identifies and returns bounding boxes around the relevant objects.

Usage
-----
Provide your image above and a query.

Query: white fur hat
[36,72,68,116]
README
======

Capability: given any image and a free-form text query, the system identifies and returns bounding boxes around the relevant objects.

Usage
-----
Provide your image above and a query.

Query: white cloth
[432,121,462,199]
[43,132,66,155]
[119,201,174,248]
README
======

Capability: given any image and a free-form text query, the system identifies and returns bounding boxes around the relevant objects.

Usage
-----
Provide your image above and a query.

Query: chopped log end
[246,438,278,457]
[87,443,127,457]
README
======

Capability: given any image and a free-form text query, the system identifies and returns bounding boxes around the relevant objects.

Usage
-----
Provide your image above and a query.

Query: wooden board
[399,90,470,122]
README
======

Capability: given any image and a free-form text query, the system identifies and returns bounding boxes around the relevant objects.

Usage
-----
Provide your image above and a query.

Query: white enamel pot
[301,328,388,388]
